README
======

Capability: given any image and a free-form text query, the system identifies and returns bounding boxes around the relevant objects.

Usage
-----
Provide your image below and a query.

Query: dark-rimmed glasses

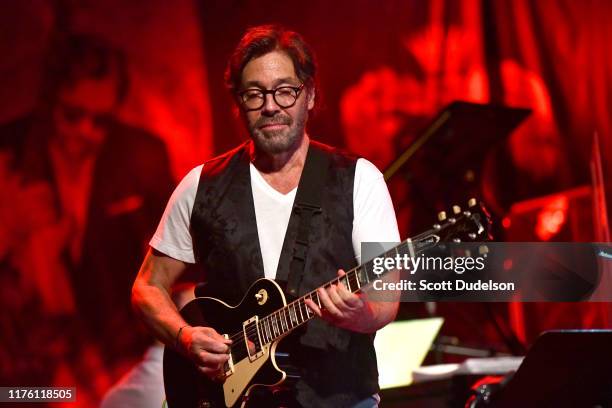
[238,84,304,111]
[57,102,111,128]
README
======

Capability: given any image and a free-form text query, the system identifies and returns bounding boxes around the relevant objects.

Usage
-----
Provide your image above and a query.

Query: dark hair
[41,33,129,106]
[225,24,318,106]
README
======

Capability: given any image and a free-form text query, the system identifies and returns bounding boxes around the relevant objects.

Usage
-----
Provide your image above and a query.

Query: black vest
[190,140,379,407]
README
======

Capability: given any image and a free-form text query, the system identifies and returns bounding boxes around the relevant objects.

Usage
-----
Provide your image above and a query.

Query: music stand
[384,101,531,181]
[488,330,612,407]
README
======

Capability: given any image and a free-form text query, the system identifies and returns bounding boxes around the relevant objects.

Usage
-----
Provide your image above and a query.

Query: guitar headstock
[430,198,493,242]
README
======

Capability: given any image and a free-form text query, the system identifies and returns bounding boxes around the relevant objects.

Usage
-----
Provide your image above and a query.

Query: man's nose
[261,93,280,115]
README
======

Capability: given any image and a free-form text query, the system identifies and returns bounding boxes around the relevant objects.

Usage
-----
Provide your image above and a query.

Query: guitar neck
[257,234,440,345]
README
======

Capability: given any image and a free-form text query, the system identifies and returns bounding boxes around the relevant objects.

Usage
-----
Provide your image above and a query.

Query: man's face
[239,50,314,154]
[52,76,118,157]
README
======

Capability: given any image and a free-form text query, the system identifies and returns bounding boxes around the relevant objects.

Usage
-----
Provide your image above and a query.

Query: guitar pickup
[243,317,264,362]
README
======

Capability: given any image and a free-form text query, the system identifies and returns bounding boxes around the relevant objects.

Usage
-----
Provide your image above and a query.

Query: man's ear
[307,87,315,111]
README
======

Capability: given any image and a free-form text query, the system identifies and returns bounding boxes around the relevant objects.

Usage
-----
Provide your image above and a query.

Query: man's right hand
[132,250,233,380]
[178,326,232,379]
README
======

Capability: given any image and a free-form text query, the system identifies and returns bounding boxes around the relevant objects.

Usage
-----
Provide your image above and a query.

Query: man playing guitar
[132,25,400,407]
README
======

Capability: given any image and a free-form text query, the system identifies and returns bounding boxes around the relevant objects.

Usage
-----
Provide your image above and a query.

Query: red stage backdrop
[0,0,610,405]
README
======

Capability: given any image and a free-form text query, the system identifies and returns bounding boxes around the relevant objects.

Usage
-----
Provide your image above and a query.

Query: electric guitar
[163,199,492,407]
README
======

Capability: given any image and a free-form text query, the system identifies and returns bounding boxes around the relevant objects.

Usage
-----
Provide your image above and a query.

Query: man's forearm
[131,250,190,349]
[132,280,188,349]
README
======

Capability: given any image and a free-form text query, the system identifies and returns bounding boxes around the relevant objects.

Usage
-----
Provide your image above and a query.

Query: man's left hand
[305,269,376,333]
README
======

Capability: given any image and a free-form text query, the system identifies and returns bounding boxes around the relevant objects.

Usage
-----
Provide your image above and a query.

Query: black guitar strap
[285,146,330,298]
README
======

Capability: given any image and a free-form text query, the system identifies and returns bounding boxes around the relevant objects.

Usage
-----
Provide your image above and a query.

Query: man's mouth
[259,123,287,130]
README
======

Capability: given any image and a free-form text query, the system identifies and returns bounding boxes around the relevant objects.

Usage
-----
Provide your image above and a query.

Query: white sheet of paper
[374,317,444,389]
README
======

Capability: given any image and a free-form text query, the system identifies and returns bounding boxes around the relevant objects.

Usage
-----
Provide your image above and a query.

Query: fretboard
[257,234,440,345]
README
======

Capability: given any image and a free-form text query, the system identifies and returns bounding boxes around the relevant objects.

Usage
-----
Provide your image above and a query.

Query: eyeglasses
[57,102,111,128]
[238,84,304,111]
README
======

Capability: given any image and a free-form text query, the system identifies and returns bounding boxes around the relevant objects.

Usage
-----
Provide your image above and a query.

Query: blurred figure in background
[0,32,174,399]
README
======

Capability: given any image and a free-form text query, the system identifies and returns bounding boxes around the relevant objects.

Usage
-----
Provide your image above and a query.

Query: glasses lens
[274,87,298,108]
[242,90,264,109]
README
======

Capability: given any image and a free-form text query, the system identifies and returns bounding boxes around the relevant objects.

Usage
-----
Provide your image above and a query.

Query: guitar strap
[285,146,330,298]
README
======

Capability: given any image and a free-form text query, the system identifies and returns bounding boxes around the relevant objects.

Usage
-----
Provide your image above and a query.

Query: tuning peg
[453,238,461,243]
[478,245,489,255]
[438,211,447,222]
[468,233,477,240]
[452,205,461,215]
[468,198,477,207]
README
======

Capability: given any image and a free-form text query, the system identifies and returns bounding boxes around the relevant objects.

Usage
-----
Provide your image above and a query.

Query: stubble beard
[250,112,307,155]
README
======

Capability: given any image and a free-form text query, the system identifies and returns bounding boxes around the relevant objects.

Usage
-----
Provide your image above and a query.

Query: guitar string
[230,241,442,354]
[227,271,357,341]
[220,214,481,351]
[216,264,389,357]
[226,239,427,351]
[225,243,408,346]
[235,255,396,346]
[226,297,315,344]
[226,305,314,355]
[227,294,319,343]
[225,270,366,348]
[227,239,412,346]
[228,295,330,348]
[227,241,444,350]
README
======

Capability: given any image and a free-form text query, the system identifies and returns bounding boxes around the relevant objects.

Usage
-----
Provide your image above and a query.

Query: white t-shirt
[150,158,400,279]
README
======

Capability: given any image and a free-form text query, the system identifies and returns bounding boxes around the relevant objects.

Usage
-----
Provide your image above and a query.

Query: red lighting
[535,197,568,241]
[502,217,511,229]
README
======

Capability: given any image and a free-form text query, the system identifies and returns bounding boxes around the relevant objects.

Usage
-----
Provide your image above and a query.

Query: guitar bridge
[243,316,264,361]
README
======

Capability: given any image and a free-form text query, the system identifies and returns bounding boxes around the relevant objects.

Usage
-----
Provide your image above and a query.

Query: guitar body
[164,278,288,408]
